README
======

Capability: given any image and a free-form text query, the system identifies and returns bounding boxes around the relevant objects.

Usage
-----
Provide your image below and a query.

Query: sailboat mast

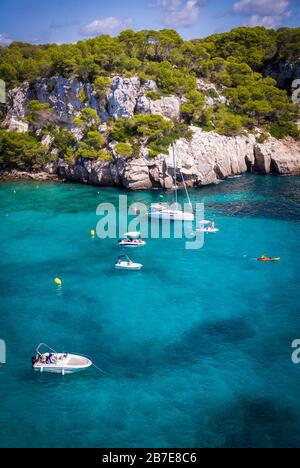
[181,171,192,209]
[172,144,178,205]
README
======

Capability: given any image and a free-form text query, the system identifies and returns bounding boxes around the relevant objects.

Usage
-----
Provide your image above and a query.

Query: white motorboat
[115,254,143,271]
[148,145,194,222]
[31,343,92,375]
[196,220,219,233]
[118,231,146,247]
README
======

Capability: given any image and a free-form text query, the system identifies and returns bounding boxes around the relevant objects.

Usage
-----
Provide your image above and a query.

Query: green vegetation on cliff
[0,129,49,170]
[0,27,299,170]
[110,114,192,157]
[1,27,298,88]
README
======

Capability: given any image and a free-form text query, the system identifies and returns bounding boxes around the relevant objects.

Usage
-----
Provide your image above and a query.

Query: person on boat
[46,353,52,364]
[258,255,280,261]
[258,255,267,260]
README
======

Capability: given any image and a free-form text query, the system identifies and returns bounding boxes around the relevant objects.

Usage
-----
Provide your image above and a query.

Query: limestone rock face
[57,127,260,189]
[4,76,108,131]
[120,157,153,190]
[253,138,300,175]
[197,79,227,107]
[41,134,54,147]
[107,76,141,119]
[55,158,116,186]
[106,76,181,121]
[6,117,28,133]
[167,127,256,186]
[147,156,173,189]
[2,75,300,188]
[4,83,30,131]
[136,94,181,120]
[253,146,271,173]
[0,169,57,180]
[33,77,108,123]
[263,59,300,89]
[4,75,183,131]
[44,128,300,189]
[141,80,158,93]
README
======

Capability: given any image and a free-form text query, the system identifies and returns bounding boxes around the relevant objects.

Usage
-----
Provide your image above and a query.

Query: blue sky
[0,0,299,45]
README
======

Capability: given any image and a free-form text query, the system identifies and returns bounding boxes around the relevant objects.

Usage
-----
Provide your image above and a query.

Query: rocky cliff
[42,127,300,190]
[2,76,300,189]
[4,75,182,131]
[263,59,300,90]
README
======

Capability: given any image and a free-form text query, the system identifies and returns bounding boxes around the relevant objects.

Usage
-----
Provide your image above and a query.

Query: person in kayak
[258,255,280,261]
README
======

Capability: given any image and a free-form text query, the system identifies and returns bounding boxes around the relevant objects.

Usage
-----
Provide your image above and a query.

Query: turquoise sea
[0,174,300,448]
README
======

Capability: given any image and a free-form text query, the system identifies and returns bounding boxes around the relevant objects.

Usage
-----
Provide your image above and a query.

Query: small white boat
[196,220,219,233]
[115,254,143,271]
[31,343,92,375]
[118,231,146,247]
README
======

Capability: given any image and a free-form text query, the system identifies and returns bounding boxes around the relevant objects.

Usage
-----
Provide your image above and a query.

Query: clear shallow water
[0,174,300,448]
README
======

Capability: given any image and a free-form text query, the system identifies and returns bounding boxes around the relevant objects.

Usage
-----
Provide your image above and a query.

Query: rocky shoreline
[0,170,59,182]
[1,126,299,190]
[1,75,300,189]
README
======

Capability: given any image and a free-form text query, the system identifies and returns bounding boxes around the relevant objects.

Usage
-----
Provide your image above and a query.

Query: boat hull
[33,366,89,374]
[149,211,194,221]
[33,353,92,374]
[196,228,219,233]
[118,241,146,247]
[115,262,142,270]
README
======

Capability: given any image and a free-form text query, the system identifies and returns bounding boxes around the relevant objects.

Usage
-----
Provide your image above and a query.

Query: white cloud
[233,0,290,16]
[249,15,281,29]
[165,1,200,27]
[151,0,182,10]
[0,34,12,45]
[80,16,133,37]
[151,0,207,28]
[233,0,292,29]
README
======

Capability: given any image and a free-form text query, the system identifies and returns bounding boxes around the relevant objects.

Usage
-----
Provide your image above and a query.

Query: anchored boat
[149,204,194,221]
[31,343,92,375]
[118,231,146,247]
[148,144,194,222]
[115,254,143,270]
[196,220,219,233]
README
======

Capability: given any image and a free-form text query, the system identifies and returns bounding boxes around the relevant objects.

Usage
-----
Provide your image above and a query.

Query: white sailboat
[148,145,194,222]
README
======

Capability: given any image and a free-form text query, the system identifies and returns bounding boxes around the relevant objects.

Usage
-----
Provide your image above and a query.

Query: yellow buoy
[90,229,95,237]
[36,185,40,189]
[54,278,62,286]
[13,190,16,194]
